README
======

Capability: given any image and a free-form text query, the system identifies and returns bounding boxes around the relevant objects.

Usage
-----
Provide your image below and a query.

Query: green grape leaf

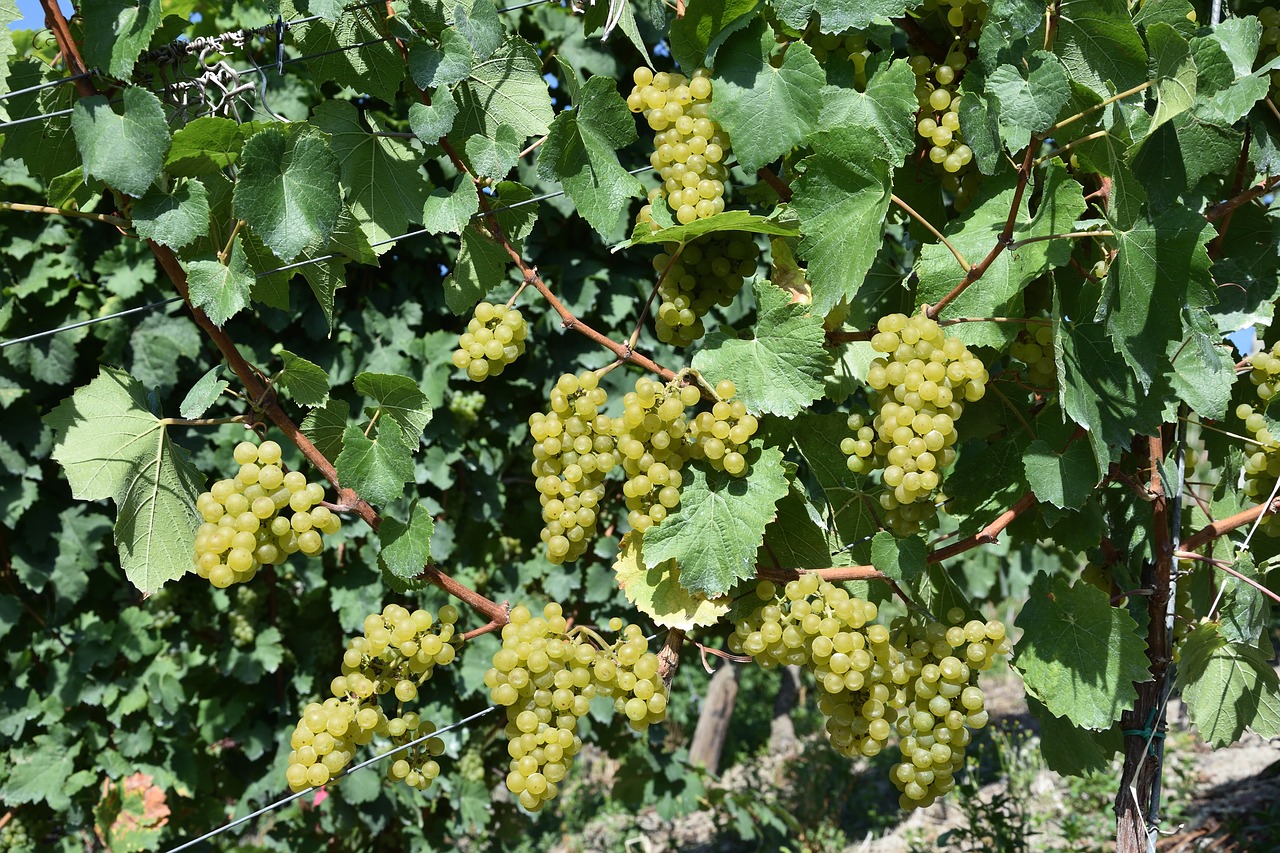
[82,0,163,78]
[71,88,170,197]
[453,0,503,61]
[1013,573,1152,730]
[301,398,351,463]
[692,279,832,417]
[641,446,789,597]
[537,73,645,238]
[452,37,553,141]
[1168,308,1235,422]
[409,90,461,143]
[233,127,342,263]
[1209,203,1280,333]
[1054,0,1149,95]
[916,161,1087,348]
[466,123,520,180]
[1104,205,1214,388]
[870,531,925,583]
[760,486,834,570]
[129,313,201,393]
[336,420,415,507]
[444,182,538,313]
[355,372,433,443]
[987,52,1071,145]
[667,0,759,69]
[165,116,258,176]
[791,132,893,317]
[410,28,474,89]
[1146,23,1197,133]
[1190,20,1274,126]
[44,367,203,593]
[276,349,330,407]
[712,19,825,174]
[294,12,404,102]
[623,209,798,248]
[378,499,435,580]
[1022,439,1099,510]
[771,0,918,32]
[185,235,254,327]
[0,736,84,811]
[615,533,732,630]
[818,58,918,165]
[0,2,17,101]
[1219,553,1267,647]
[1027,695,1122,777]
[0,60,79,180]
[1177,622,1280,748]
[313,100,432,247]
[131,178,210,250]
[178,366,228,419]
[422,174,480,235]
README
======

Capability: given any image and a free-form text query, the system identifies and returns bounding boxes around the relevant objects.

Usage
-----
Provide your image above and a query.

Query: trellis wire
[0,165,655,348]
[163,704,500,853]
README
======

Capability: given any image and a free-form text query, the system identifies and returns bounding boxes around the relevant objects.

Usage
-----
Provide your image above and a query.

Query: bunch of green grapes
[0,816,33,852]
[917,0,988,34]
[194,440,340,588]
[1260,7,1280,98]
[529,371,617,562]
[1009,322,1056,388]
[228,585,261,647]
[285,604,460,792]
[888,608,1009,810]
[909,56,974,176]
[613,376,699,533]
[1235,383,1280,536]
[627,67,732,226]
[448,390,486,427]
[591,620,669,730]
[651,233,759,346]
[452,301,528,381]
[687,379,759,475]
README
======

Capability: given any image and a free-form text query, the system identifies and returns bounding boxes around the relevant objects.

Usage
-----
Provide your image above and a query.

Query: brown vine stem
[927,491,1038,563]
[1207,175,1279,222]
[0,201,130,228]
[1044,81,1151,135]
[756,166,793,202]
[1182,495,1280,552]
[1209,126,1254,260]
[40,1,508,628]
[891,193,969,271]
[1174,550,1280,605]
[925,142,1037,320]
[658,628,684,687]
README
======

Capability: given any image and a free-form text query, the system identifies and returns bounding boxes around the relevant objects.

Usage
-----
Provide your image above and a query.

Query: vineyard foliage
[0,0,1279,849]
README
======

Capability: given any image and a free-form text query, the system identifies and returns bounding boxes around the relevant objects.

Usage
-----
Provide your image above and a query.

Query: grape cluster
[627,67,732,226]
[193,440,340,588]
[651,233,759,346]
[452,301,528,381]
[616,377,699,533]
[919,0,988,33]
[909,56,974,176]
[285,604,460,793]
[529,371,617,563]
[448,389,486,427]
[687,383,759,475]
[1236,348,1280,534]
[228,586,261,647]
[1009,322,1055,388]
[807,29,872,87]
[485,605,667,811]
[1261,8,1280,98]
[0,816,32,852]
[732,577,1010,810]
[842,313,987,536]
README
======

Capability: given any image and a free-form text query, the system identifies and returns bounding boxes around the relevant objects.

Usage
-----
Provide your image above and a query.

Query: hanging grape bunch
[909,54,974,177]
[841,313,988,536]
[651,233,760,346]
[285,604,460,793]
[193,439,340,588]
[452,301,528,381]
[613,376,699,533]
[627,67,732,226]
[687,379,759,475]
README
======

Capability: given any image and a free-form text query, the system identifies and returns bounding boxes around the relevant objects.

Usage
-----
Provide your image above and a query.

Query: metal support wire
[163,704,500,853]
[0,69,94,102]
[0,297,184,349]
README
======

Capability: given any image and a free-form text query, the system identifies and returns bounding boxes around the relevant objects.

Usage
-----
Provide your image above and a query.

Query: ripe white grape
[652,233,759,346]
[452,301,528,381]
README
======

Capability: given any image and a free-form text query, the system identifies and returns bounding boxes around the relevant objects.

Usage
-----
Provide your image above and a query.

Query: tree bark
[688,663,740,776]
[769,665,802,757]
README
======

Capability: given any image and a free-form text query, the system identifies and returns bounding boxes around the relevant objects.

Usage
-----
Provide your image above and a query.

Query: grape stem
[891,193,969,271]
[658,628,684,687]
[628,242,685,350]
[1182,494,1280,552]
[158,416,253,427]
[1006,230,1114,249]
[0,201,130,229]
[695,641,751,673]
[1174,550,1280,606]
[1043,81,1151,136]
[1032,130,1109,168]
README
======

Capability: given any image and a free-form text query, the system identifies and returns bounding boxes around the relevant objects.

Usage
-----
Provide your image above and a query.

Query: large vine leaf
[641,447,789,597]
[44,367,202,593]
[692,279,831,417]
[1178,622,1280,748]
[131,178,210,250]
[81,0,163,79]
[615,533,731,630]
[452,37,553,141]
[712,19,825,174]
[294,11,404,103]
[71,88,170,198]
[1013,573,1152,730]
[667,0,759,69]
[233,127,342,263]
[818,58,918,165]
[1054,0,1149,95]
[771,0,920,32]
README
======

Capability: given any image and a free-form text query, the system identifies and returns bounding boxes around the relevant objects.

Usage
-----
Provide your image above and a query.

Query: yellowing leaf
[614,533,730,630]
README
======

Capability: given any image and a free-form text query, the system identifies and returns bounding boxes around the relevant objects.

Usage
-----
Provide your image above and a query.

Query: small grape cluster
[448,390,486,427]
[228,586,261,647]
[1009,322,1055,388]
[806,29,872,87]
[651,233,759,346]
[529,371,618,563]
[732,577,1010,811]
[452,301,528,381]
[485,604,668,812]
[1260,8,1280,98]
[1236,347,1280,535]
[909,56,974,176]
[627,67,732,226]
[616,377,699,533]
[842,313,987,536]
[194,440,340,588]
[285,604,460,793]
[919,0,989,33]
[687,390,759,475]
